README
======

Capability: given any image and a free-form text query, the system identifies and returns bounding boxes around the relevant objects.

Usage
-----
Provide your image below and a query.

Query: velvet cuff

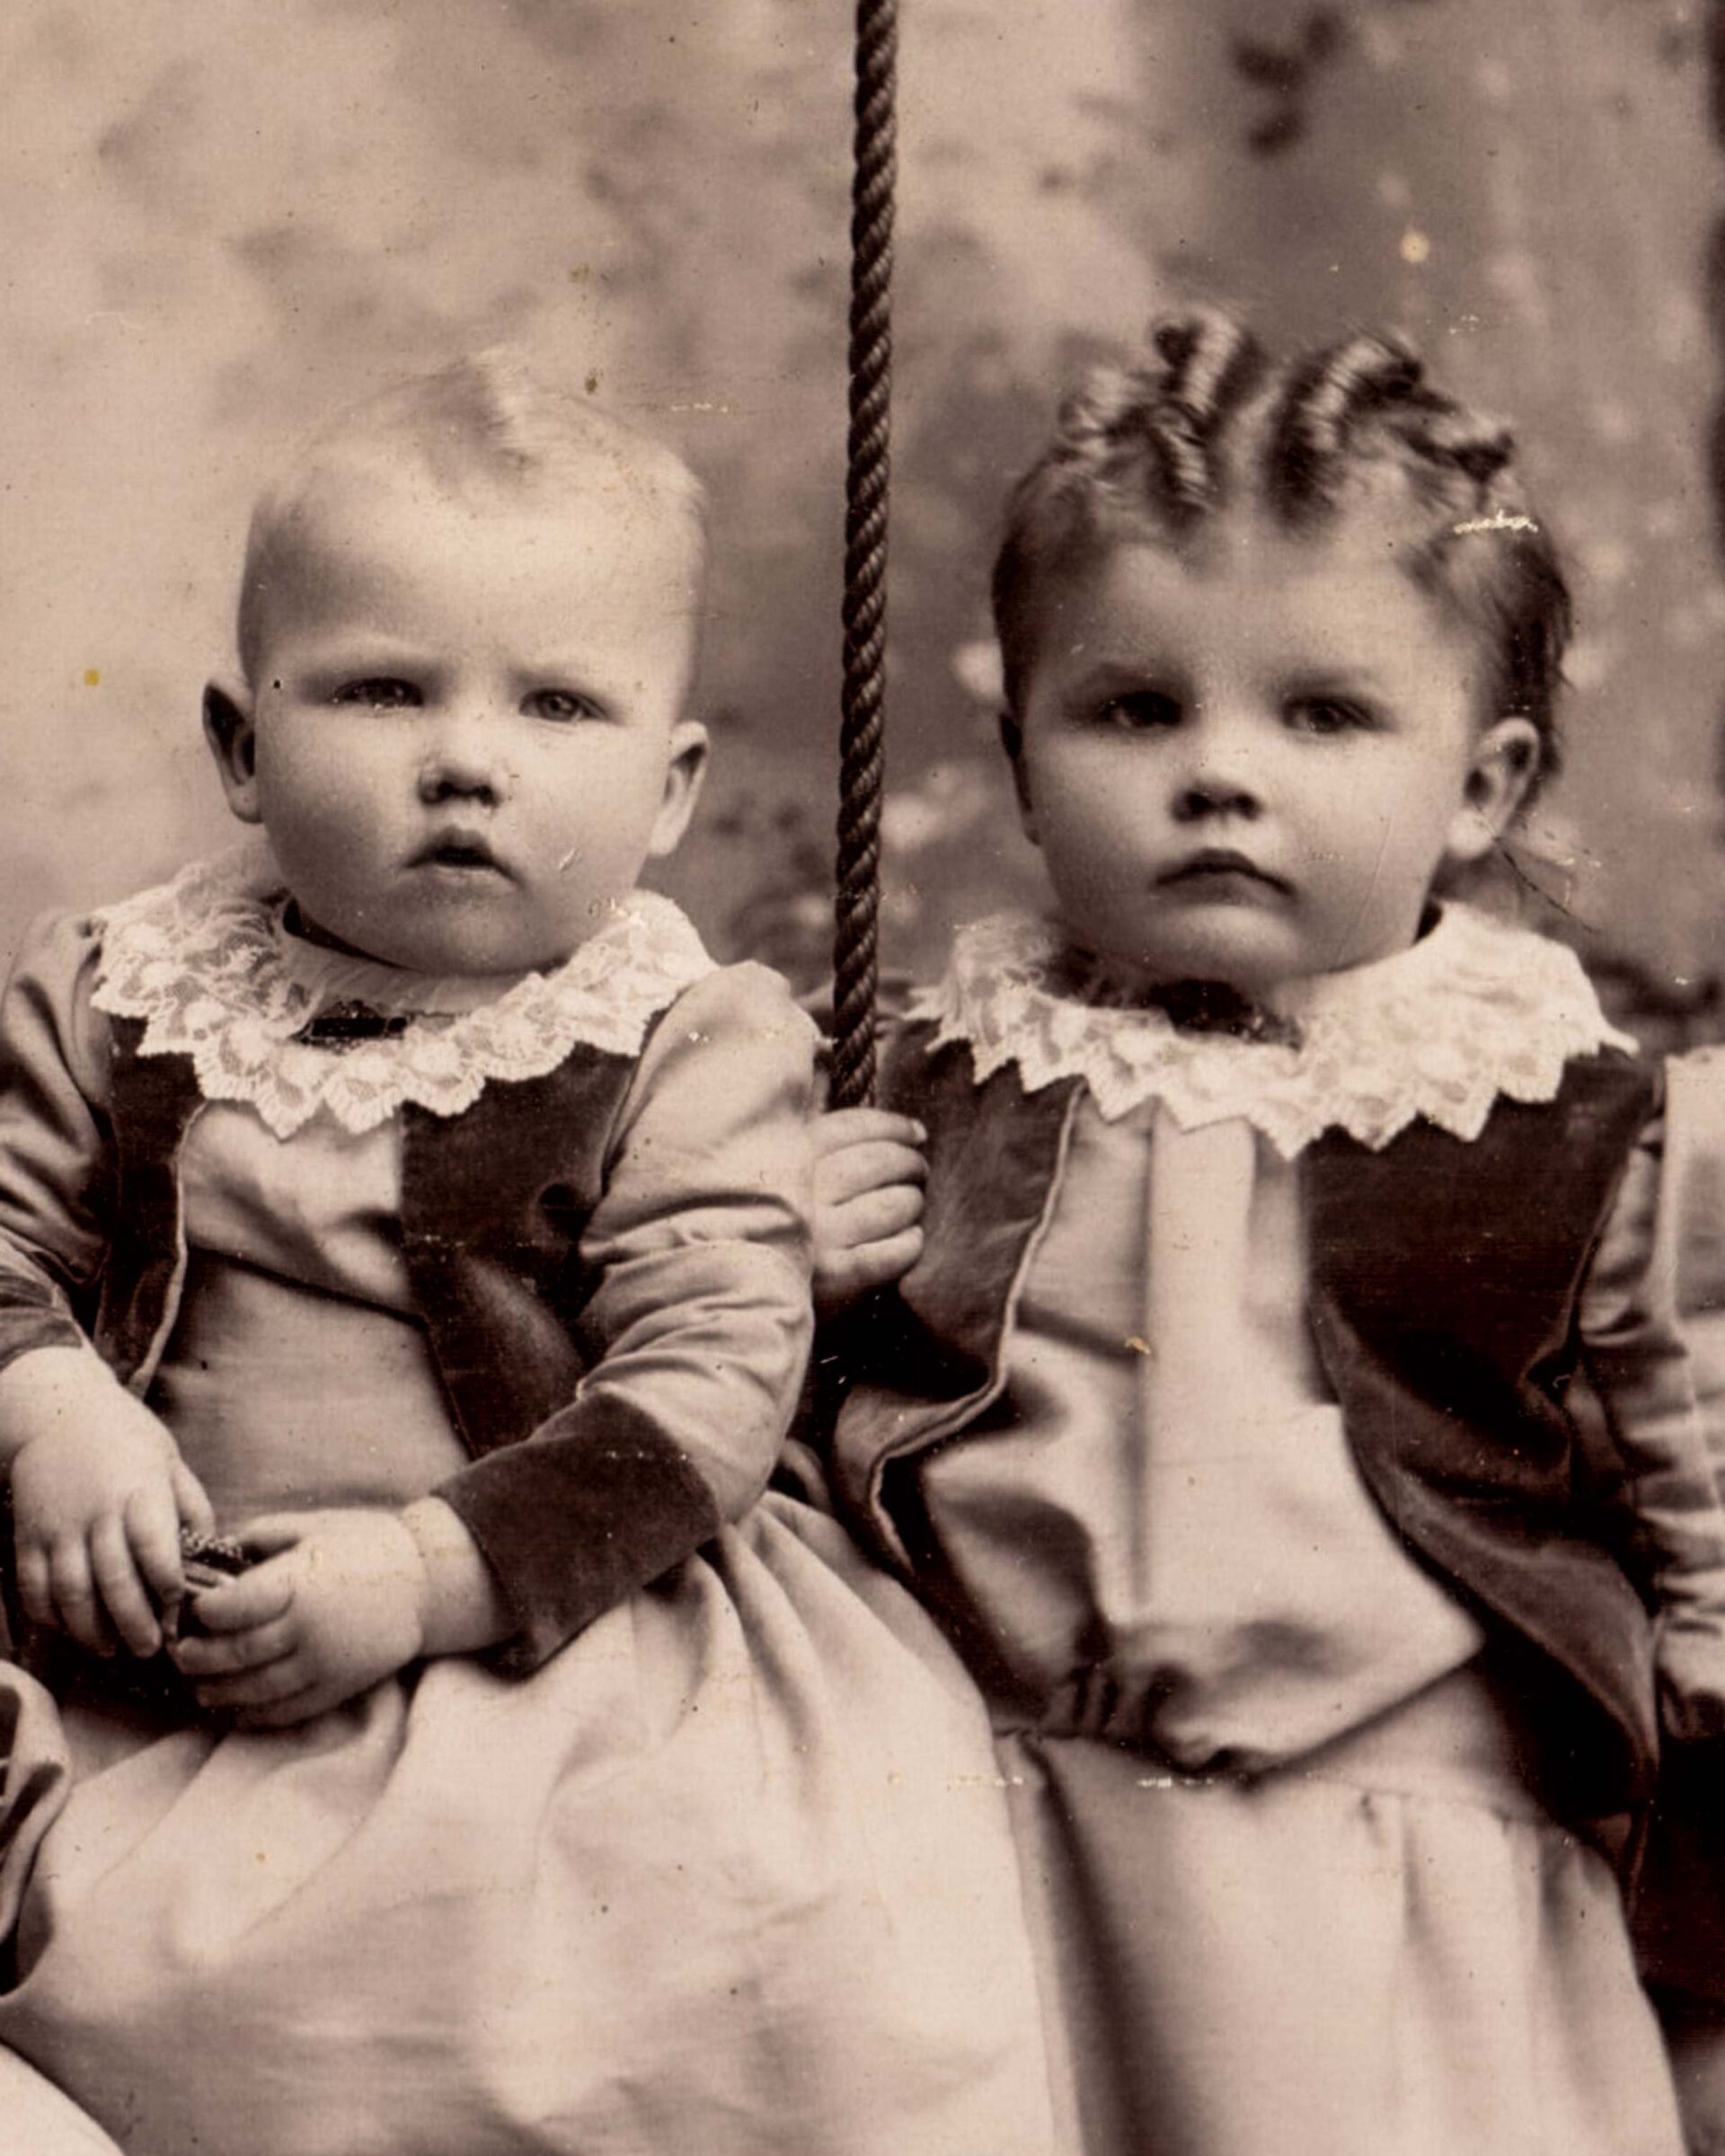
[437,1392,722,1674]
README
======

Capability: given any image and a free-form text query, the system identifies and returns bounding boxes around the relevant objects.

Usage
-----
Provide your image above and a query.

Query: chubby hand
[812,1107,927,1316]
[6,1356,216,1659]
[172,1508,429,1727]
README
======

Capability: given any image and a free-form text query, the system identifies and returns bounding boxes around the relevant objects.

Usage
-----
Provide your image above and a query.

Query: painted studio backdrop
[1,0,1721,1025]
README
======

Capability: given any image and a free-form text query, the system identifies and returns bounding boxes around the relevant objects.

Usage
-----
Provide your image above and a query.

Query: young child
[0,358,1056,2156]
[813,311,1725,2155]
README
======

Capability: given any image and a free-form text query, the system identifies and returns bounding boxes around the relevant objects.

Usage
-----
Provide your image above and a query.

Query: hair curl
[993,310,1571,798]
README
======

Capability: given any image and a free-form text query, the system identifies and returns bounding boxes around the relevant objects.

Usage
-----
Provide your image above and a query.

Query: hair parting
[1265,330,1423,518]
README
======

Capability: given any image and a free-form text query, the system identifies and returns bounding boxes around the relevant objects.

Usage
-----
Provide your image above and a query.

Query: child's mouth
[412,833,508,876]
[1158,849,1288,893]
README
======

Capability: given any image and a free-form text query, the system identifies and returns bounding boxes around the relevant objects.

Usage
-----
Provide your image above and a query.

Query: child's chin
[1128,926,1302,999]
[364,922,570,980]
[366,893,615,979]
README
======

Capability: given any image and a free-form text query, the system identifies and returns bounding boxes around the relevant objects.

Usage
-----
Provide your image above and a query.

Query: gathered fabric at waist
[991,1655,1672,2156]
[998,1655,1548,1824]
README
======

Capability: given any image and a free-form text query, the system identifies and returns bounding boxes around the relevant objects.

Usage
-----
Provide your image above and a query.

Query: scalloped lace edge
[89,846,715,1138]
[911,907,1638,1159]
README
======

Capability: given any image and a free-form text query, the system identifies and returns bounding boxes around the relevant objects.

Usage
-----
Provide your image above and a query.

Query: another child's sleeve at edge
[1595,1051,1725,2001]
[436,961,818,1673]
[0,911,117,1374]
[1579,1062,1725,1737]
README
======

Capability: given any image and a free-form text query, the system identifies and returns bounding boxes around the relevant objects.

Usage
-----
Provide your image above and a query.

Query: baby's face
[1010,517,1537,996]
[218,469,705,976]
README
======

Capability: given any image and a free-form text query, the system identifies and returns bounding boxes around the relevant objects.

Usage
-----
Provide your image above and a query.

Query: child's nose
[1170,714,1264,824]
[418,714,505,806]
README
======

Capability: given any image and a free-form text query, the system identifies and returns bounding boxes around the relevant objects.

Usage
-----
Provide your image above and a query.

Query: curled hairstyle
[993,310,1572,799]
[236,351,708,685]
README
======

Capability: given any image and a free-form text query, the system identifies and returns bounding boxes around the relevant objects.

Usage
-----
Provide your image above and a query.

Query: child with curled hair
[0,358,1053,2156]
[814,310,1725,2154]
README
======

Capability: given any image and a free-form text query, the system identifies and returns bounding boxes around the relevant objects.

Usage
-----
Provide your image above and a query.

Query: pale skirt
[0,1497,1057,2156]
[996,1668,1685,2156]
[0,2048,125,2155]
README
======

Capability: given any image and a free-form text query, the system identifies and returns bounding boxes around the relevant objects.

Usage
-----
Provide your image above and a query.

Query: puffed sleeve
[436,961,818,1670]
[0,911,118,1374]
[1577,1082,1725,1744]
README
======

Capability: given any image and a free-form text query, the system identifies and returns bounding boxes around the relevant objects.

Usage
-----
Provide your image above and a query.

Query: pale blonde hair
[235,351,707,683]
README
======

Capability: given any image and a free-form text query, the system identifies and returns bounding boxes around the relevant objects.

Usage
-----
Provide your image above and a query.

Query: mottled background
[2,0,1721,1024]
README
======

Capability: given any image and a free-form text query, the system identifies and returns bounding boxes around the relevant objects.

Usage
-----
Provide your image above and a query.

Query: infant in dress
[0,358,1054,2156]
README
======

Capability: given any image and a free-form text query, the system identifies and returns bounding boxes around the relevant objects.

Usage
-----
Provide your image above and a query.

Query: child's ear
[203,679,263,825]
[1443,715,1541,867]
[999,711,1039,846]
[644,720,710,861]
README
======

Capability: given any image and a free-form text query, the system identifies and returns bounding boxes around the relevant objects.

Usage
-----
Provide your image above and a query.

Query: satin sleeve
[1578,1075,1725,1744]
[436,962,818,1670]
[1618,1048,1725,1998]
[0,911,119,1374]
[1666,1047,1725,1474]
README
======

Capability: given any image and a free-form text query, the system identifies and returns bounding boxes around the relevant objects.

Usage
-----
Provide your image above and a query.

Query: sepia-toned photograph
[2,4,1725,2150]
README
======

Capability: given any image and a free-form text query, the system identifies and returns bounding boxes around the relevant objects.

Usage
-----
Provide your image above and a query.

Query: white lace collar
[914,905,1637,1158]
[90,844,716,1138]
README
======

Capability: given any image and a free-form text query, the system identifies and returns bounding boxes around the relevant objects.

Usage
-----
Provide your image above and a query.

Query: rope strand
[832,0,897,1108]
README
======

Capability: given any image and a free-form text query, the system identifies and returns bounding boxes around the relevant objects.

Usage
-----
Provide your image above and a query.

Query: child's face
[1010,519,1537,995]
[207,471,706,976]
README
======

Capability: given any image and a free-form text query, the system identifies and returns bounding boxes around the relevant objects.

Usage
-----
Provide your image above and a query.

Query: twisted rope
[831,0,897,1109]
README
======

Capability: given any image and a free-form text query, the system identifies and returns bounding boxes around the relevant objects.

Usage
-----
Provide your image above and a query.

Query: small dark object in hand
[175,1529,253,1636]
[179,1527,253,1593]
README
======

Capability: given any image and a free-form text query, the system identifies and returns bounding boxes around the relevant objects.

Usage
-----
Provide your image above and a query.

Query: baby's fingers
[46,1537,120,1657]
[227,1514,311,1562]
[815,1224,924,1314]
[89,1511,164,1658]
[169,1454,217,1541]
[127,1477,199,1634]
[856,1224,924,1285]
[234,1683,332,1730]
[13,1542,53,1632]
[186,1559,296,1637]
[811,1108,926,1162]
[816,1142,929,1213]
[172,1611,298,1680]
[829,1180,924,1250]
[189,1651,309,1716]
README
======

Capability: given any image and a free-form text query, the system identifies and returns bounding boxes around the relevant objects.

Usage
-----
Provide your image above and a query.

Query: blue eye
[1094,690,1181,731]
[524,688,605,723]
[332,678,421,710]
[1285,695,1375,737]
